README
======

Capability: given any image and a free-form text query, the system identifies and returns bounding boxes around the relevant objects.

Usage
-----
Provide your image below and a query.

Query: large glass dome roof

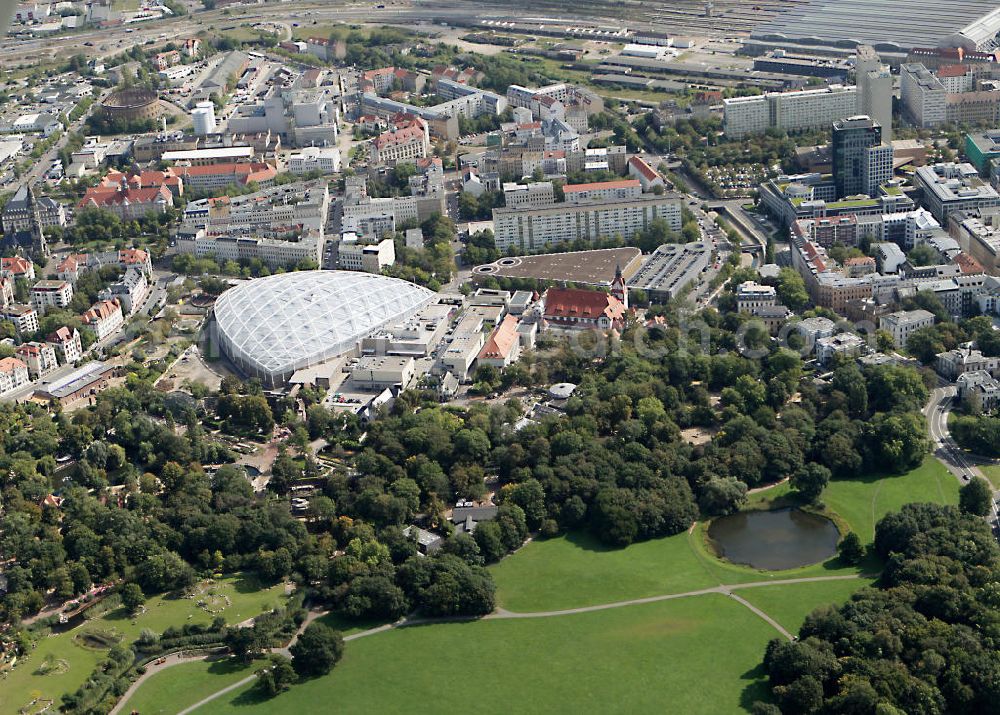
[213,271,435,385]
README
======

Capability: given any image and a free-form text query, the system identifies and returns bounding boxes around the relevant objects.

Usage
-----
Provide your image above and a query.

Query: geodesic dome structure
[213,271,435,386]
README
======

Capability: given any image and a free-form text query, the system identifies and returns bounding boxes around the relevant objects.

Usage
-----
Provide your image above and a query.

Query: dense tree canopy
[762,503,1000,713]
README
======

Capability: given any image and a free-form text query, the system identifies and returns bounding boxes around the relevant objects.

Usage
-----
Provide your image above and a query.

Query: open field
[491,528,860,613]
[822,458,959,543]
[736,578,876,633]
[117,658,256,715]
[5,576,288,715]
[200,595,777,715]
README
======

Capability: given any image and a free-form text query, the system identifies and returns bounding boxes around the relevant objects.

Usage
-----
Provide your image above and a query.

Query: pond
[707,508,840,570]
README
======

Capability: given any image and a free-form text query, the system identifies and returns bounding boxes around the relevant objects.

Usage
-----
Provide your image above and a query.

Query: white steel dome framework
[213,270,435,386]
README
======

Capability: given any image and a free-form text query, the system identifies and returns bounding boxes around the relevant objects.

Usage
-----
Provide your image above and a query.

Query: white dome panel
[213,270,435,385]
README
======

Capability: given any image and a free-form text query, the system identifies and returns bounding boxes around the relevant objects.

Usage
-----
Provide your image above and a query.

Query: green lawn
[737,578,876,633]
[492,527,862,613]
[978,463,1000,489]
[199,595,777,715]
[312,612,391,637]
[822,458,959,543]
[5,576,287,715]
[118,658,256,715]
[492,529,717,612]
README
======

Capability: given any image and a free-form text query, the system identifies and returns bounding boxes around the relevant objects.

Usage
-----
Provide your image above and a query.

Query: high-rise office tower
[856,45,893,143]
[832,116,893,198]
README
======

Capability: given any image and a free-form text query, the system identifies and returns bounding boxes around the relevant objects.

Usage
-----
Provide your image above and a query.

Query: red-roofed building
[544,288,626,330]
[843,255,876,277]
[937,64,970,79]
[78,183,173,221]
[15,341,58,378]
[1,256,34,281]
[48,326,83,364]
[0,357,29,395]
[415,156,443,172]
[906,46,999,70]
[477,314,522,369]
[101,168,183,197]
[358,114,388,133]
[153,50,181,71]
[371,118,429,165]
[563,179,642,204]
[628,156,665,191]
[361,67,397,94]
[176,162,277,192]
[56,253,88,283]
[80,299,124,341]
[118,248,153,274]
[432,65,479,87]
[955,252,985,275]
[305,36,347,62]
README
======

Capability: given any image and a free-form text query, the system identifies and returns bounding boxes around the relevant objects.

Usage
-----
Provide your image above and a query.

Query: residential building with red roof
[153,50,181,71]
[432,65,479,88]
[48,326,83,365]
[177,162,277,192]
[843,255,877,277]
[361,67,397,94]
[543,288,626,330]
[371,118,430,166]
[1,256,35,281]
[15,341,57,378]
[78,183,173,221]
[101,169,183,197]
[304,36,346,62]
[118,248,153,274]
[360,67,426,95]
[628,156,665,191]
[56,253,89,284]
[477,314,522,369]
[0,357,30,395]
[80,299,124,342]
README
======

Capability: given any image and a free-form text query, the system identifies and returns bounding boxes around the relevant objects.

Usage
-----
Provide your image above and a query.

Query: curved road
[119,574,862,714]
[925,385,980,483]
[926,384,1000,535]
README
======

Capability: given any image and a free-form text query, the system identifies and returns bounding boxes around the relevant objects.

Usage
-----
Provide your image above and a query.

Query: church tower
[611,263,628,310]
[27,183,49,260]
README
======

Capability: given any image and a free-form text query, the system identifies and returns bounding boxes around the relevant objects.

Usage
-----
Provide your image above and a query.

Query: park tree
[227,625,270,663]
[256,654,297,696]
[863,412,927,472]
[341,575,409,620]
[290,623,344,677]
[698,477,748,516]
[837,532,864,565]
[959,476,992,516]
[120,582,145,614]
[136,551,195,593]
[791,463,830,504]
[500,479,546,530]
